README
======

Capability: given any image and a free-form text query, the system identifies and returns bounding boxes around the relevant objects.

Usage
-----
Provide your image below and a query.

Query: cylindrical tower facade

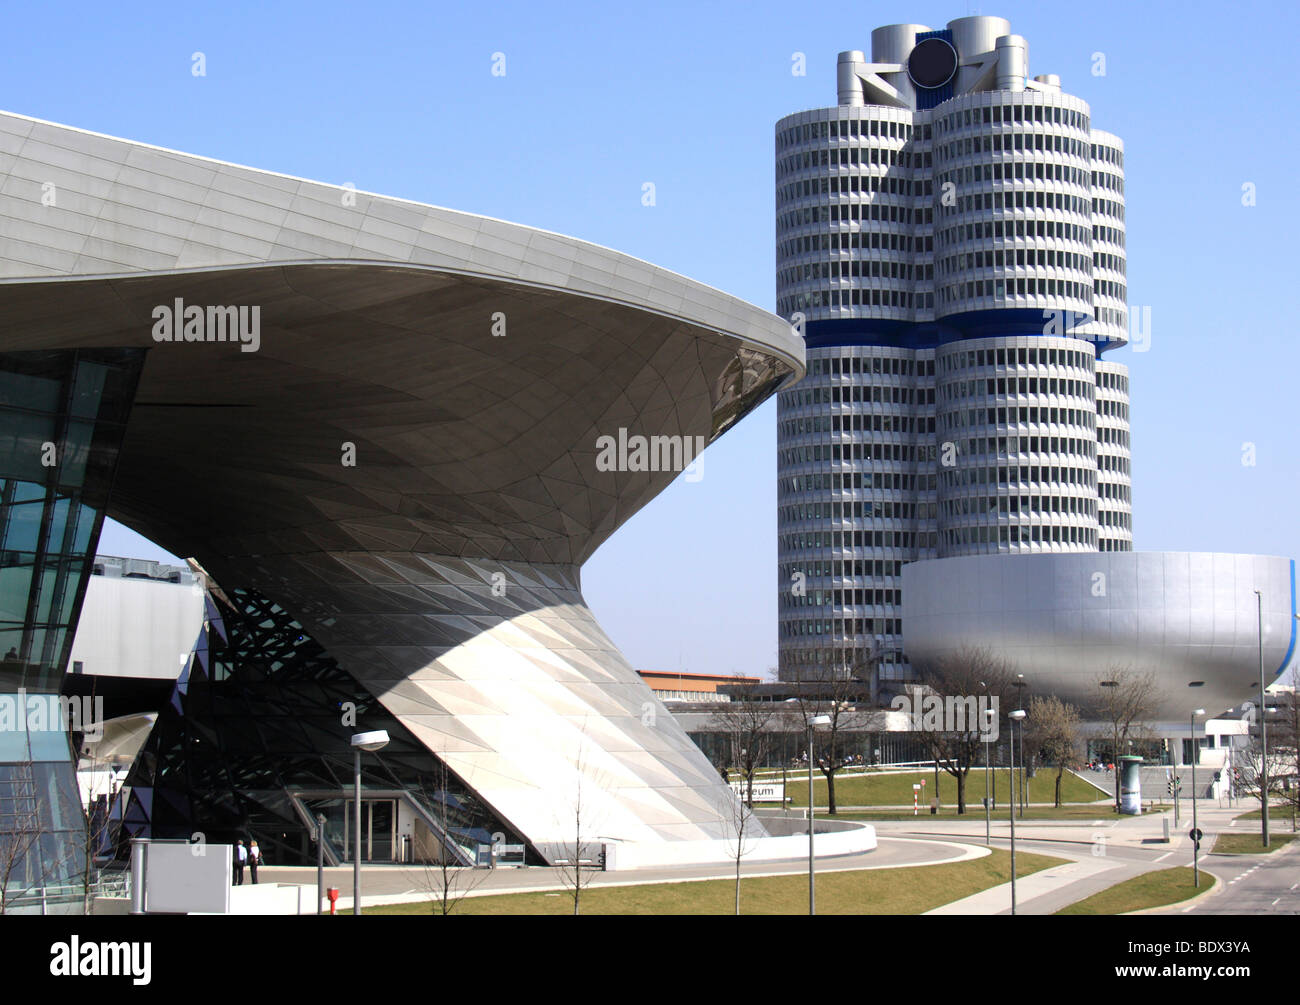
[932,90,1095,326]
[776,15,1131,691]
[934,335,1098,556]
[1088,130,1128,347]
[1094,358,1132,550]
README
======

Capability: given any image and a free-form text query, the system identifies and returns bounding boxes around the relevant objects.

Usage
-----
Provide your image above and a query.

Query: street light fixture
[807,712,831,916]
[1008,708,1026,914]
[350,729,390,915]
[1190,707,1204,887]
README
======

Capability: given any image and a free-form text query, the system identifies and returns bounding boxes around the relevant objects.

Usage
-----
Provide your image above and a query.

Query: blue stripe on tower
[804,313,1110,351]
[1277,559,1297,678]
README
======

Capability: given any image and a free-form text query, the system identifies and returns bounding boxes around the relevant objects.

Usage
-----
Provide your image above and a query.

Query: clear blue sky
[11,0,1296,679]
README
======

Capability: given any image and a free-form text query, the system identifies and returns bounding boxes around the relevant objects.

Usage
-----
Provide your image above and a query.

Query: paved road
[260,802,1298,913]
[1163,842,1300,915]
[889,805,1300,915]
[258,834,982,910]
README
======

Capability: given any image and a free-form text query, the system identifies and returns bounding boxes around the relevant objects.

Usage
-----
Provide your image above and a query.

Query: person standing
[234,840,247,885]
[248,840,261,884]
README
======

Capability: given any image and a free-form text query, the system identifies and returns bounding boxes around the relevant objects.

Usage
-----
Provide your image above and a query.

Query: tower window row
[780,617,905,639]
[937,217,1091,246]
[940,404,1096,431]
[809,355,936,377]
[941,346,1092,370]
[777,146,926,175]
[939,184,1091,217]
[937,103,1089,134]
[939,131,1089,160]
[777,118,923,148]
[779,171,928,199]
[781,472,935,493]
[781,527,932,551]
[940,277,1090,304]
[780,205,926,233]
[780,559,906,580]
[939,247,1092,277]
[781,442,937,465]
[941,376,1095,400]
[780,231,928,257]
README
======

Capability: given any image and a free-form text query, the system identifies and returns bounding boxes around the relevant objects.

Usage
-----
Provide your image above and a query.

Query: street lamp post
[1254,590,1269,849]
[1014,675,1027,815]
[1009,709,1026,914]
[1099,680,1119,813]
[1190,709,1204,887]
[316,812,326,915]
[807,712,831,916]
[350,729,390,915]
[982,694,993,846]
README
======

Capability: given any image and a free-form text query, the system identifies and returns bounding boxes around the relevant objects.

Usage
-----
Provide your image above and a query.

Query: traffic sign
[1189,827,1203,842]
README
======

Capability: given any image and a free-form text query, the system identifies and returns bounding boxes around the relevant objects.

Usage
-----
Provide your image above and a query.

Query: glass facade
[116,587,541,867]
[0,349,143,912]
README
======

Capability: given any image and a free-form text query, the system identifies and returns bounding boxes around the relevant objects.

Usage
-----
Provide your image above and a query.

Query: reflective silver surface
[904,551,1296,723]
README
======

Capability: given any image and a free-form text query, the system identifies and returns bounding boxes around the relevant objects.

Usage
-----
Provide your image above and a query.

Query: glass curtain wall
[0,349,143,913]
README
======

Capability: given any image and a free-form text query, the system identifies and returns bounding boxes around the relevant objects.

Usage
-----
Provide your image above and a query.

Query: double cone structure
[0,110,803,868]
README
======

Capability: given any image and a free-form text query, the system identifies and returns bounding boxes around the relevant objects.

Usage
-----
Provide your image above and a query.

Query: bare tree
[791,668,871,816]
[717,789,758,915]
[76,763,119,915]
[553,739,606,915]
[0,761,43,915]
[73,687,121,915]
[1025,695,1083,808]
[416,756,491,915]
[713,683,777,808]
[1233,735,1290,835]
[909,647,1016,815]
[1278,692,1300,832]
[1090,667,1158,813]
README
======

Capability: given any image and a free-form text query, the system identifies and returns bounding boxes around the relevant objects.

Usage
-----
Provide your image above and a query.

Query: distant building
[69,556,205,680]
[636,670,761,703]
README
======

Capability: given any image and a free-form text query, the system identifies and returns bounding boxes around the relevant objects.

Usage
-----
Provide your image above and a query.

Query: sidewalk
[925,854,1128,915]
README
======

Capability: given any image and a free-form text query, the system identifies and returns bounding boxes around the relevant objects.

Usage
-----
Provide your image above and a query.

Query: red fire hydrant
[327,887,340,916]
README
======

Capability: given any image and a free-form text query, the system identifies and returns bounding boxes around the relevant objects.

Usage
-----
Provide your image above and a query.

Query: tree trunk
[826,771,837,815]
[956,770,966,814]
[1055,766,1063,808]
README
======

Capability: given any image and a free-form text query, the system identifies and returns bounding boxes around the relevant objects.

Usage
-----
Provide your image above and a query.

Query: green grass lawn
[1210,832,1296,855]
[1233,805,1298,825]
[833,802,1170,822]
[1055,867,1211,915]
[362,849,1067,915]
[773,767,1109,809]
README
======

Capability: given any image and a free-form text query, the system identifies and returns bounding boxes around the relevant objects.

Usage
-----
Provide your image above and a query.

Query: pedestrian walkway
[925,854,1127,915]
